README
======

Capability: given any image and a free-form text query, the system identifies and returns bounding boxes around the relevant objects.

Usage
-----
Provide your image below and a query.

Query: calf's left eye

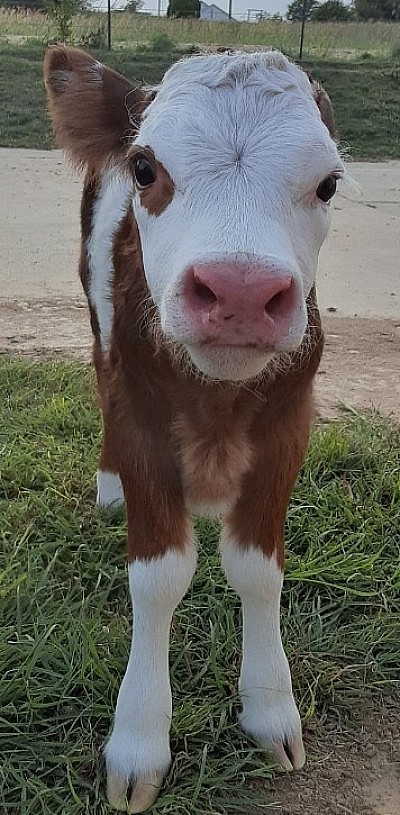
[317,175,337,203]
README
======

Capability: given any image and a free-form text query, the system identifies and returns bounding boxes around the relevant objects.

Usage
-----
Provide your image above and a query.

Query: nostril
[265,279,294,321]
[193,278,218,307]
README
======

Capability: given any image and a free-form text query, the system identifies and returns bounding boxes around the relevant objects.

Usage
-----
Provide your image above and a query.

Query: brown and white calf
[44,46,345,813]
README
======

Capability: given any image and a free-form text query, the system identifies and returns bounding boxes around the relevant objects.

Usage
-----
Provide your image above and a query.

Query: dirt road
[1,148,399,418]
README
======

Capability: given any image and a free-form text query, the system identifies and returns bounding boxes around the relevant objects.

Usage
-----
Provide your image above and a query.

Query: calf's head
[45,47,344,382]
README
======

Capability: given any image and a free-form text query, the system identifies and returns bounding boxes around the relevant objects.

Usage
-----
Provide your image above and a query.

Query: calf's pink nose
[183,262,297,346]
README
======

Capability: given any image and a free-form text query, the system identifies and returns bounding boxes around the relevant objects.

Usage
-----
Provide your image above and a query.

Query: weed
[147,32,176,53]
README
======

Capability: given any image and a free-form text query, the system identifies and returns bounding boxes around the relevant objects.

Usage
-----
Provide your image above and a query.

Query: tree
[0,0,46,8]
[311,0,354,19]
[45,0,85,41]
[354,0,400,19]
[286,0,319,21]
[166,0,200,16]
[125,0,144,11]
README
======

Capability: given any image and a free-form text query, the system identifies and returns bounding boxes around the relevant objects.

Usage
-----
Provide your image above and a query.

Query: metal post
[228,0,233,18]
[107,0,112,51]
[299,0,307,60]
[157,0,161,15]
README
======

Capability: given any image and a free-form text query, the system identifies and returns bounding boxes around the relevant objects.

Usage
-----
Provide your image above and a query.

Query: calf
[44,46,344,813]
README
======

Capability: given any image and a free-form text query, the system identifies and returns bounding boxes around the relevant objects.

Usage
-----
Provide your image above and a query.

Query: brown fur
[44,46,146,176]
[310,79,337,139]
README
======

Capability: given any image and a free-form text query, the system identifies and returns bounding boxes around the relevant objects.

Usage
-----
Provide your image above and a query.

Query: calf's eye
[133,157,155,189]
[317,175,337,203]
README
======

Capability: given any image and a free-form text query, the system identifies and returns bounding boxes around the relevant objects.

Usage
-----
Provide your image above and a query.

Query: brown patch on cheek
[139,159,175,216]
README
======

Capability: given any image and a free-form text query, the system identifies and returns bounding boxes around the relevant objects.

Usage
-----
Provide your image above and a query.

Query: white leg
[221,539,305,772]
[105,544,197,813]
[96,469,125,509]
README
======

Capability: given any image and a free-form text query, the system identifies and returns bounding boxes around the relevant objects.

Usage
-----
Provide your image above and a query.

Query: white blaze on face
[131,52,345,379]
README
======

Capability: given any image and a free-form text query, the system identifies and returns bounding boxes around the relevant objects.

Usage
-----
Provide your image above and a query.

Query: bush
[311,0,355,20]
[136,32,176,53]
[45,0,84,42]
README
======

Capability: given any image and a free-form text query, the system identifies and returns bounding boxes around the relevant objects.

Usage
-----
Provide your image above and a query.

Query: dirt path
[270,701,400,815]
[1,296,399,419]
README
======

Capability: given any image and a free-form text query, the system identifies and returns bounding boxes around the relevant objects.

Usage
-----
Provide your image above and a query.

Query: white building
[200,1,231,20]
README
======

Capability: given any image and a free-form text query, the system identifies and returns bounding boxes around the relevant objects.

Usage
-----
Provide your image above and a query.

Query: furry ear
[309,78,336,140]
[44,46,146,174]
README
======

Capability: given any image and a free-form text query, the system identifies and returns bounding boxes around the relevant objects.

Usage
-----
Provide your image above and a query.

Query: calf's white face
[130,52,344,381]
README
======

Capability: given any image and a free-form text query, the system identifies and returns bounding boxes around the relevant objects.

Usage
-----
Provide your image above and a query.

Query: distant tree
[125,0,144,11]
[0,0,46,8]
[45,0,85,41]
[311,0,354,19]
[286,0,319,21]
[166,0,200,16]
[354,0,400,19]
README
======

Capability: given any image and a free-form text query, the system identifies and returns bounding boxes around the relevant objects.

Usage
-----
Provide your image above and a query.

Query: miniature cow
[44,46,344,813]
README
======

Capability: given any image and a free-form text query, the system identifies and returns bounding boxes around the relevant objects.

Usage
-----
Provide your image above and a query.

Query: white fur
[96,470,124,508]
[220,540,303,752]
[105,544,197,785]
[130,51,344,381]
[87,170,131,351]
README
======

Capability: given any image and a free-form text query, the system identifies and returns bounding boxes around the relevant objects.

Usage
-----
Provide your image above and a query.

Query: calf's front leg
[221,540,305,771]
[221,397,313,771]
[106,544,197,813]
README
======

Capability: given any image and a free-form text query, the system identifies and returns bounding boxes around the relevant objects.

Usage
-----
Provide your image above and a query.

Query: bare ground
[270,700,400,815]
[1,296,399,420]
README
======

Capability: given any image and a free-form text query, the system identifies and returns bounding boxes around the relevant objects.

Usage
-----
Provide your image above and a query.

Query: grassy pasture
[1,357,399,813]
[1,10,400,58]
[1,41,399,158]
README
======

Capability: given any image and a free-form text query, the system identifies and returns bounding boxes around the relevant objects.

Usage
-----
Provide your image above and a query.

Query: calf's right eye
[133,157,156,189]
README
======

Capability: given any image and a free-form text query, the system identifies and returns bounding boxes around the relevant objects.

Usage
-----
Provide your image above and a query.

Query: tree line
[288,0,400,22]
[1,0,399,23]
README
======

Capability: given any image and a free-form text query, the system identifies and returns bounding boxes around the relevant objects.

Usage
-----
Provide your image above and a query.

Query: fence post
[299,0,307,60]
[107,0,112,51]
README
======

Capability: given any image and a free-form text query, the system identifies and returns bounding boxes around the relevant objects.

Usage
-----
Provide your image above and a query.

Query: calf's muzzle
[182,261,300,348]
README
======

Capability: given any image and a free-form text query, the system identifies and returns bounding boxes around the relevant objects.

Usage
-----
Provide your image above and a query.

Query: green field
[1,10,400,57]
[1,358,399,814]
[0,40,399,159]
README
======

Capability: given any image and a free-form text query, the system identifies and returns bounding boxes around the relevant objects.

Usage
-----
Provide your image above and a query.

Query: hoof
[270,732,306,771]
[240,694,306,772]
[107,771,163,813]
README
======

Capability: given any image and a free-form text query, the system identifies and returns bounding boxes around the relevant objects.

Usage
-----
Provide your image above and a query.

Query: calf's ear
[309,79,336,140]
[44,46,146,173]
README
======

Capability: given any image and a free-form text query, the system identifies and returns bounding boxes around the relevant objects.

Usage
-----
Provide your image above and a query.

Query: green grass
[1,9,400,58]
[1,357,399,814]
[0,41,399,158]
